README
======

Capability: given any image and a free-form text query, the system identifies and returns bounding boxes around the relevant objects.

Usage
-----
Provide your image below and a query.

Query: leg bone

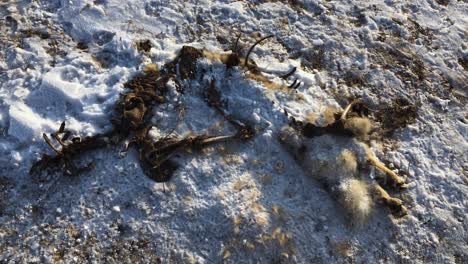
[366,149,407,188]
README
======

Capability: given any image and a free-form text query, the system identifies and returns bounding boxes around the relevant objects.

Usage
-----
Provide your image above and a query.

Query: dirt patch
[136,39,152,53]
[458,56,468,71]
[435,0,449,6]
[375,98,419,136]
[300,46,327,71]
[255,0,305,12]
[407,18,433,45]
[372,44,426,84]
[20,28,51,39]
[342,70,368,87]
[0,176,13,215]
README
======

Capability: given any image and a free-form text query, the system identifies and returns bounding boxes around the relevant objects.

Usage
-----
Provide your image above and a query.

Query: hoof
[386,197,408,217]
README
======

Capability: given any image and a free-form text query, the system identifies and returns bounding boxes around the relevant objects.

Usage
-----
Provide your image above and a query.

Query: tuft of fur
[337,179,372,227]
[344,117,372,137]
[334,150,372,226]
[335,149,358,176]
[322,106,340,126]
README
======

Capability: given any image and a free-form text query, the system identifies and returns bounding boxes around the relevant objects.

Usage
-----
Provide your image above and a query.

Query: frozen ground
[0,0,467,263]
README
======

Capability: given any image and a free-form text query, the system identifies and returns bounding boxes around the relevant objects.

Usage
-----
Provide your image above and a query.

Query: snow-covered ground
[0,0,467,263]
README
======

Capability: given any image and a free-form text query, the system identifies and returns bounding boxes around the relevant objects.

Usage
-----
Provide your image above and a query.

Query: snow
[0,0,467,263]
